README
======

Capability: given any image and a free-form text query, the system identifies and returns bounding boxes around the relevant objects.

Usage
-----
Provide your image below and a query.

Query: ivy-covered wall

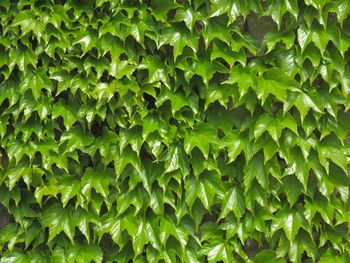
[0,0,350,262]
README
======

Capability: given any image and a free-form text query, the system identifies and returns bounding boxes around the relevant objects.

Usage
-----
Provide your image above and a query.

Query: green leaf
[58,176,81,207]
[212,0,251,23]
[132,221,148,256]
[139,55,171,88]
[2,160,31,191]
[206,243,234,263]
[244,153,267,191]
[262,31,295,53]
[173,5,199,31]
[81,166,112,202]
[266,0,287,28]
[203,18,232,47]
[67,244,103,263]
[0,1,349,261]
[257,69,298,103]
[184,175,198,208]
[34,180,58,205]
[0,224,19,251]
[255,249,286,263]
[160,217,188,249]
[74,31,98,54]
[220,186,246,220]
[150,0,178,22]
[184,123,219,159]
[254,112,298,144]
[41,203,75,243]
[211,41,246,67]
[11,10,45,40]
[164,145,190,177]
[150,186,164,215]
[289,231,316,262]
[52,100,80,130]
[222,132,248,162]
[20,68,52,99]
[177,56,229,86]
[319,248,348,263]
[282,175,303,206]
[272,206,309,242]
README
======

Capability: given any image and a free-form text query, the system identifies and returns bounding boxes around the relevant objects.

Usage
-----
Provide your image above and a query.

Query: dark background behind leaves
[0,0,350,262]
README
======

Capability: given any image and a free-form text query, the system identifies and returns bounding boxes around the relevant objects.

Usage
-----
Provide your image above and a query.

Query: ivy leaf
[81,167,112,203]
[150,186,164,215]
[52,100,80,130]
[219,186,246,220]
[254,112,298,144]
[0,224,19,251]
[11,10,45,40]
[139,56,171,88]
[289,231,316,262]
[132,221,149,256]
[8,46,37,74]
[262,31,295,53]
[160,217,188,249]
[211,41,246,67]
[100,211,122,244]
[34,180,59,206]
[67,244,103,263]
[41,203,75,243]
[225,65,255,98]
[150,0,178,22]
[266,0,287,28]
[257,69,298,103]
[156,88,199,115]
[255,249,286,263]
[58,176,81,207]
[337,0,350,23]
[0,80,20,107]
[60,126,95,153]
[203,18,232,47]
[177,56,229,86]
[20,68,52,99]
[284,91,323,122]
[317,139,348,175]
[74,31,98,54]
[114,147,142,177]
[282,175,303,207]
[319,248,348,263]
[207,243,234,263]
[184,175,198,208]
[184,123,219,159]
[222,132,248,162]
[272,206,309,242]
[283,149,310,190]
[164,145,190,177]
[244,153,267,191]
[210,0,251,24]
[173,5,199,31]
[2,160,31,191]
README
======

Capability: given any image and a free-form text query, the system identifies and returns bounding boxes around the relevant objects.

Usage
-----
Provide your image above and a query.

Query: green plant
[0,0,349,262]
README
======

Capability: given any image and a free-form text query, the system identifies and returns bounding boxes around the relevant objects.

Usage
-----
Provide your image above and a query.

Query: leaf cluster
[0,0,350,262]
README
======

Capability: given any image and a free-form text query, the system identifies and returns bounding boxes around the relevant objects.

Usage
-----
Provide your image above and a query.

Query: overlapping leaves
[0,0,349,262]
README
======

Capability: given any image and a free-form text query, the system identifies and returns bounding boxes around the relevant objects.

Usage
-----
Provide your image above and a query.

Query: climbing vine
[0,0,350,262]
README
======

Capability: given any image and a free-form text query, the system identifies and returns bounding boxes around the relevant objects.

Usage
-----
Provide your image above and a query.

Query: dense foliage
[0,0,350,262]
